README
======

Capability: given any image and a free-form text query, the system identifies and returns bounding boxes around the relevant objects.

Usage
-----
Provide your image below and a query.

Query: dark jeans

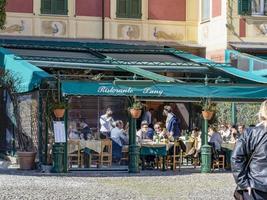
[243,189,267,200]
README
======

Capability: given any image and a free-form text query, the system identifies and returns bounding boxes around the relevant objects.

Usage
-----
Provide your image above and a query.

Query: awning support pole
[38,91,43,166]
[201,98,212,173]
[231,103,237,125]
[128,99,140,173]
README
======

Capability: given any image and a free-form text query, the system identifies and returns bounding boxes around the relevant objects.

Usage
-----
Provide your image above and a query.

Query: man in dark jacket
[163,105,181,139]
[231,125,267,199]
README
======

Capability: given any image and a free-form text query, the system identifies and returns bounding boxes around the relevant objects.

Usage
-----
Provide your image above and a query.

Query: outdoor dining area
[66,120,235,172]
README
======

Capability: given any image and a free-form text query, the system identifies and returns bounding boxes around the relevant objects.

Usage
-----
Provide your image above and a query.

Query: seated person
[186,128,201,157]
[154,122,170,141]
[110,120,129,161]
[79,121,92,140]
[208,126,223,151]
[136,121,154,143]
[229,125,238,143]
[69,128,80,140]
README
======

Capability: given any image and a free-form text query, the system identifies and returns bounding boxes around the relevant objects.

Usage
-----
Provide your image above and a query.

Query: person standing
[163,105,181,140]
[231,100,267,199]
[99,108,114,139]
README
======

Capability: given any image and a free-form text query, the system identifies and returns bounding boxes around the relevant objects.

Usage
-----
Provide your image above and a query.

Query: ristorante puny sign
[62,81,267,99]
[97,86,164,96]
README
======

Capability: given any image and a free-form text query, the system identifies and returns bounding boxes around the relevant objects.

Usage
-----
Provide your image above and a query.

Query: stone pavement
[0,167,236,200]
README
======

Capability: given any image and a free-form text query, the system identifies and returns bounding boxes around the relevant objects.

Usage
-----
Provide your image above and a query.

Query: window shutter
[53,0,67,15]
[117,0,127,17]
[41,0,52,14]
[130,0,142,18]
[238,0,251,15]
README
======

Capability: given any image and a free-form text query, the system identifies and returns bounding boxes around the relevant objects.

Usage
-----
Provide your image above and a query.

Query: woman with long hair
[231,100,267,199]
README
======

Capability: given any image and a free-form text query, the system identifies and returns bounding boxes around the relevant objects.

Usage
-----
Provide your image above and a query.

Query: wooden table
[140,142,174,171]
[68,139,103,168]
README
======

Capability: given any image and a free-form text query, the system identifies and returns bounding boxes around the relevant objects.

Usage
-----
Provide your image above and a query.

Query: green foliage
[129,101,143,110]
[216,102,260,126]
[0,0,6,30]
[195,99,217,112]
[50,101,69,110]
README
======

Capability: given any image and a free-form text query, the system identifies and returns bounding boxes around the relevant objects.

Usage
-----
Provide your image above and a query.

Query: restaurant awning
[62,81,267,101]
[0,48,52,93]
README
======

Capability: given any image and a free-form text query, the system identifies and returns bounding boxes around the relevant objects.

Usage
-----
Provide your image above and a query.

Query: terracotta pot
[129,109,142,119]
[17,151,36,170]
[202,111,214,120]
[53,109,65,118]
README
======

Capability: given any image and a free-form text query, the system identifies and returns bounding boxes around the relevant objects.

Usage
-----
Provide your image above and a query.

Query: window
[238,0,266,16]
[41,0,68,15]
[116,0,142,18]
[201,0,210,21]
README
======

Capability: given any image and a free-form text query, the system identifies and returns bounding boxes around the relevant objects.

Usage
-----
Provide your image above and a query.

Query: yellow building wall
[227,0,267,43]
[2,0,227,61]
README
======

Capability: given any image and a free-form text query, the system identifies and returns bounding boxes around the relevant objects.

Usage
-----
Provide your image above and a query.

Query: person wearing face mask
[99,108,114,139]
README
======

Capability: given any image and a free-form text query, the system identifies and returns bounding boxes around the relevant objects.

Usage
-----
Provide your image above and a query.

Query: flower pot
[17,151,36,170]
[53,109,65,118]
[129,109,142,119]
[202,111,214,120]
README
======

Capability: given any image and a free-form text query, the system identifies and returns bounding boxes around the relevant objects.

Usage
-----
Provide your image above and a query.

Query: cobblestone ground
[0,168,235,200]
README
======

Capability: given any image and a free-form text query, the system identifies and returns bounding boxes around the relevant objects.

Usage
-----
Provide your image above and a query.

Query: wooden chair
[68,140,81,168]
[212,155,225,171]
[167,141,183,171]
[120,145,129,165]
[91,139,112,167]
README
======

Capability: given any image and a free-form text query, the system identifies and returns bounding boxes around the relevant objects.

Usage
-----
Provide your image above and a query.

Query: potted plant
[201,99,216,120]
[129,101,143,119]
[51,101,69,118]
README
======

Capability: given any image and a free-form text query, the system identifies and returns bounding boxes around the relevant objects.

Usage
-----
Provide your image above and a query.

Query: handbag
[233,133,267,200]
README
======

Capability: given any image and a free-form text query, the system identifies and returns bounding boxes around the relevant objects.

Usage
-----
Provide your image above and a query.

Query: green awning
[62,81,267,100]
[0,48,52,93]
[116,65,181,83]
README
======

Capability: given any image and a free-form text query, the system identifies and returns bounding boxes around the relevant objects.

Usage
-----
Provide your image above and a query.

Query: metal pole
[128,117,140,173]
[231,102,237,125]
[63,99,68,173]
[201,98,211,173]
[102,0,105,40]
[44,100,48,165]
[38,91,43,166]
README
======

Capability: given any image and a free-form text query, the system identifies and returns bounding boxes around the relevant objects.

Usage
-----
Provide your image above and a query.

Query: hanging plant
[128,101,143,119]
[0,0,6,30]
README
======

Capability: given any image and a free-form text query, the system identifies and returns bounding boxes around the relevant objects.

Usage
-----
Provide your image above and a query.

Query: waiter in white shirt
[99,108,114,139]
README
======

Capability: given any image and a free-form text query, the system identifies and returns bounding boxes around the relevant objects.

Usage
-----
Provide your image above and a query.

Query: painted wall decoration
[42,21,66,36]
[2,20,25,33]
[118,24,140,40]
[153,27,183,41]
[258,23,267,35]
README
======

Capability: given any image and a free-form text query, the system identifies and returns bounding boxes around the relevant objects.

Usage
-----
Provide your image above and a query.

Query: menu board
[53,121,66,143]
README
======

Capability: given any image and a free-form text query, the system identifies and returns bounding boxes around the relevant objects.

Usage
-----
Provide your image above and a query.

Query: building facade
[228,0,267,44]
[3,0,226,61]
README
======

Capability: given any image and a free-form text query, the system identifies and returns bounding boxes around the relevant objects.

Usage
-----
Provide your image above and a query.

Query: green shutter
[117,0,127,17]
[53,0,67,15]
[41,0,52,14]
[116,0,141,18]
[238,0,251,15]
[130,0,141,18]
